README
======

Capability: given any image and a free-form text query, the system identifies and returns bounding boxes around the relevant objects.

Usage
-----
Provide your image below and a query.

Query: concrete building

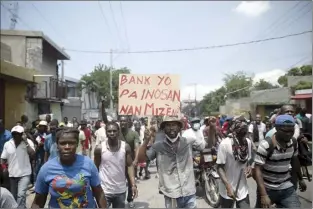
[219,87,292,119]
[62,76,82,121]
[0,42,40,128]
[0,30,70,123]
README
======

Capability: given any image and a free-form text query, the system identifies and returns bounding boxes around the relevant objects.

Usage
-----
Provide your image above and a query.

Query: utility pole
[109,49,113,113]
[9,2,19,30]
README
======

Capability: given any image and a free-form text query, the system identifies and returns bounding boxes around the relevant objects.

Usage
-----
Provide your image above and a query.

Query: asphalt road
[25,140,312,208]
[26,164,312,208]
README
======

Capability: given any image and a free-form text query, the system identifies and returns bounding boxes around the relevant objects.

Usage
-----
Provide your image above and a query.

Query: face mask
[192,123,201,130]
[165,133,180,143]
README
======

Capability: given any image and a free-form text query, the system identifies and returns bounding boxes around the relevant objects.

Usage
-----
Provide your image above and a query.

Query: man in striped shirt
[253,115,304,208]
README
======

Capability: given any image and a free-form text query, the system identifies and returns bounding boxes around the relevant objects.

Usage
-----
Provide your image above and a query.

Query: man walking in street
[31,120,48,192]
[0,119,11,190]
[138,116,205,208]
[80,120,92,158]
[94,121,138,208]
[248,114,266,148]
[254,115,305,208]
[44,120,59,162]
[1,125,35,208]
[119,116,141,208]
[217,116,253,208]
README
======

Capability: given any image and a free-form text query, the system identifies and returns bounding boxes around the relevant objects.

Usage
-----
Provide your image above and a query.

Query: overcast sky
[1,1,312,100]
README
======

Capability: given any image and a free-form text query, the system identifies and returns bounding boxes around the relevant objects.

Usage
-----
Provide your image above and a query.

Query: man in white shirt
[248,114,266,148]
[0,126,35,208]
[217,117,252,208]
[182,117,204,145]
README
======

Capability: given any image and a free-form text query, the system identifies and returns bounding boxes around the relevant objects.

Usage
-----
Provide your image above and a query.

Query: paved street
[25,140,312,208]
[26,163,312,208]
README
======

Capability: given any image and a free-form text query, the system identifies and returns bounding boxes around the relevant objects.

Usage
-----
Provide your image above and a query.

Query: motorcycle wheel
[203,171,220,208]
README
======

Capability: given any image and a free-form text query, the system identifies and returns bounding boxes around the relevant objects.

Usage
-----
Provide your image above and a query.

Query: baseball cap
[275,115,295,126]
[37,120,48,127]
[11,125,24,133]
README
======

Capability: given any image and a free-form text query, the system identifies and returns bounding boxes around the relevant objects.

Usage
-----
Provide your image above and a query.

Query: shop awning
[290,94,312,100]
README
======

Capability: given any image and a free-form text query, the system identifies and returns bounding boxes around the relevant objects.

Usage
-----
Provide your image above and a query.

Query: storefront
[290,89,312,114]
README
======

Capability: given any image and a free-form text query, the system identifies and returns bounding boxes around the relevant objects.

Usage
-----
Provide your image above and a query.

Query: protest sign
[118,74,181,116]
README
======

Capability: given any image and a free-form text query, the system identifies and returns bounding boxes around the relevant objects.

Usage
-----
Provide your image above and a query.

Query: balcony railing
[31,77,67,100]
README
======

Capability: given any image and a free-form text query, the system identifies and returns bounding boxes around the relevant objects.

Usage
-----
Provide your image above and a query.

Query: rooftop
[0,30,70,60]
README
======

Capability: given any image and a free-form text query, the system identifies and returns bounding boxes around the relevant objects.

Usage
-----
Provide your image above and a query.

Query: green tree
[78,64,131,108]
[200,86,227,115]
[253,79,279,90]
[223,71,252,99]
[277,65,312,87]
[293,81,312,90]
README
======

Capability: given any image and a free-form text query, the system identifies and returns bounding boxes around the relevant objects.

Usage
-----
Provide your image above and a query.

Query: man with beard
[137,116,205,208]
[217,116,252,208]
[254,115,304,208]
[119,116,140,208]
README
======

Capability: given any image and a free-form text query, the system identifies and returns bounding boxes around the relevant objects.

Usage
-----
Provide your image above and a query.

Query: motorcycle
[193,148,220,208]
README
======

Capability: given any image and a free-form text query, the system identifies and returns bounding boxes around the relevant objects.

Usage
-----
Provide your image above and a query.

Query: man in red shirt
[80,120,92,157]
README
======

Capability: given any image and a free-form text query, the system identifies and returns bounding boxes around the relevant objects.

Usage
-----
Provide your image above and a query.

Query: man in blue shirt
[0,119,11,190]
[0,120,11,155]
[44,120,59,162]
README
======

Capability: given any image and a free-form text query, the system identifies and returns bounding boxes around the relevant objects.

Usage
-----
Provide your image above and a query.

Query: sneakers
[128,201,135,208]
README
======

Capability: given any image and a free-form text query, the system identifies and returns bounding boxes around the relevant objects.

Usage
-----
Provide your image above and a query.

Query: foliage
[253,79,279,91]
[223,71,253,99]
[78,64,131,108]
[200,86,227,115]
[292,81,312,90]
[277,65,312,87]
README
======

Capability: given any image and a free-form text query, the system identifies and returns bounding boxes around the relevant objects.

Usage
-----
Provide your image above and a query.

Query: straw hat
[160,116,184,130]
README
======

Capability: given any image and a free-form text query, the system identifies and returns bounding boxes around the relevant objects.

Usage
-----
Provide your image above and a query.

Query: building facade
[0,30,70,123]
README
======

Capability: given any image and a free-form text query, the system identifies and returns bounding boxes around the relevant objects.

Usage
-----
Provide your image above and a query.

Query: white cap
[11,125,24,133]
[38,120,48,126]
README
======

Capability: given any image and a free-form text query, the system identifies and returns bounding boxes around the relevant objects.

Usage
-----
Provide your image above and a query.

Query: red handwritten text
[120,75,151,86]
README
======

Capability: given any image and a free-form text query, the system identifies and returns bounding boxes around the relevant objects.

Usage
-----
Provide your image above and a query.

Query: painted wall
[4,81,27,129]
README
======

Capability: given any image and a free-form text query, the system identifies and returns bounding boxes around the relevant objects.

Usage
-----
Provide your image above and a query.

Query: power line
[1,2,33,31]
[30,3,68,41]
[268,2,312,36]
[64,30,312,54]
[108,1,124,49]
[260,2,306,38]
[226,55,312,96]
[97,1,113,39]
[220,2,309,68]
[119,1,130,50]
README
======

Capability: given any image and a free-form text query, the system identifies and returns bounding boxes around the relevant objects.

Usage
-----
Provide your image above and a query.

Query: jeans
[220,195,250,208]
[164,194,197,208]
[10,175,30,208]
[105,192,126,208]
[255,186,301,208]
[33,157,44,183]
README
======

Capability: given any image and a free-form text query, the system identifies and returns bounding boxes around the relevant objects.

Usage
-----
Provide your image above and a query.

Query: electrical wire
[64,30,312,54]
[108,1,124,50]
[1,2,33,31]
[97,1,113,39]
[226,55,312,96]
[119,1,130,51]
[30,3,68,41]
